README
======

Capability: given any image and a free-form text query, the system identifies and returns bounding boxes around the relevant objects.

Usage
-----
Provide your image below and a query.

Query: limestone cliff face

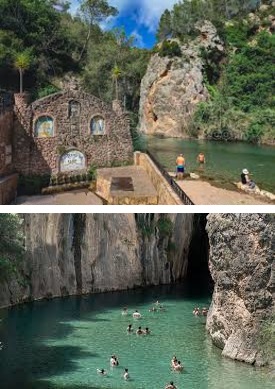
[139,21,224,137]
[206,214,274,366]
[0,213,194,308]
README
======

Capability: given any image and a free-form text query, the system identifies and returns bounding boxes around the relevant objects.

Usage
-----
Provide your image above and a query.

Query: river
[0,285,273,389]
[146,137,275,193]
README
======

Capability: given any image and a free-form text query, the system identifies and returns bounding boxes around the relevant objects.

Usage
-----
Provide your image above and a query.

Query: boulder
[139,21,224,137]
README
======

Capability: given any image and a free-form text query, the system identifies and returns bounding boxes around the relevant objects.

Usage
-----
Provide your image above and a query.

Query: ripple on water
[0,285,274,389]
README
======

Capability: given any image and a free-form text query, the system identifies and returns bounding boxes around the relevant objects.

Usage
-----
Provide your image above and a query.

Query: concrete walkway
[16,189,103,205]
[177,180,271,205]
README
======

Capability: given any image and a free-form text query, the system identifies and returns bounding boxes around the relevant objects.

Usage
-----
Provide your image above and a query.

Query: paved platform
[15,189,103,205]
[97,166,158,204]
[177,180,270,205]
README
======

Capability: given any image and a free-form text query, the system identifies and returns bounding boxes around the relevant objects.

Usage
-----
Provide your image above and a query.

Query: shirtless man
[173,360,183,372]
[133,310,141,319]
[136,326,143,335]
[176,154,185,179]
[197,152,206,165]
[127,324,133,333]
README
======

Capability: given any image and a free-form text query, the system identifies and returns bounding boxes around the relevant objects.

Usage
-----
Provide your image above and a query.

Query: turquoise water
[146,137,275,192]
[0,285,273,389]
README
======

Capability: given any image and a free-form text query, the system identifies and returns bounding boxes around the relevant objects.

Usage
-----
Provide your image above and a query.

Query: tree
[0,214,24,282]
[77,0,118,62]
[157,9,172,41]
[14,50,32,93]
[112,64,122,100]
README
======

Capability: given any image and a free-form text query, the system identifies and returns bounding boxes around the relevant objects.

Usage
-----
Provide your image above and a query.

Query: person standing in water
[176,153,185,179]
[197,152,206,166]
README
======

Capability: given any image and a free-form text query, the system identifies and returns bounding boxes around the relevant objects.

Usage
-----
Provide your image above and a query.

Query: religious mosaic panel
[69,100,81,118]
[60,150,86,172]
[35,116,54,138]
[91,116,105,135]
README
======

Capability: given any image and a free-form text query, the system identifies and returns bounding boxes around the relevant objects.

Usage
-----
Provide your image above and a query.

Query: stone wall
[135,152,182,205]
[13,90,133,176]
[0,111,18,204]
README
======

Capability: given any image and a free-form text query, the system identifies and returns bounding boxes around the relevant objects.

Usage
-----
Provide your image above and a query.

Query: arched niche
[60,150,86,172]
[90,115,105,135]
[34,116,54,138]
[68,100,81,118]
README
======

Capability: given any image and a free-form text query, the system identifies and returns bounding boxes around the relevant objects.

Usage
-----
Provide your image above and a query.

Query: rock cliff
[206,213,274,366]
[139,21,224,137]
[0,213,194,308]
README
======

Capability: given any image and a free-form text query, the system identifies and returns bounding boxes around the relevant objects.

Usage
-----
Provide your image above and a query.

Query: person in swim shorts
[176,154,185,179]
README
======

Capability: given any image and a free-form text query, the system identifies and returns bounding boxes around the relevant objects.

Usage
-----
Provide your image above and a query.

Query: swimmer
[121,307,129,316]
[110,355,119,366]
[123,368,130,380]
[159,305,166,312]
[149,306,157,312]
[155,300,161,306]
[136,326,143,335]
[173,360,183,372]
[193,307,200,316]
[202,307,208,316]
[165,381,177,389]
[97,369,107,375]
[171,356,177,368]
[133,310,141,319]
[127,324,133,332]
[143,327,150,335]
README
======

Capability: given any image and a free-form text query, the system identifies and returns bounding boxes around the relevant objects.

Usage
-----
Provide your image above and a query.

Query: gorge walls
[0,213,194,308]
[0,213,273,366]
[206,213,274,365]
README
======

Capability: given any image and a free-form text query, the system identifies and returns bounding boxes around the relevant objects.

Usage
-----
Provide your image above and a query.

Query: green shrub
[158,40,182,58]
[258,316,275,360]
[18,174,51,196]
[0,214,24,282]
[37,84,60,99]
[88,164,97,181]
[157,216,174,237]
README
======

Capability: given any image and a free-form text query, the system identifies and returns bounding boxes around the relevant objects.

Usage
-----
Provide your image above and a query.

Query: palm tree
[112,64,122,100]
[14,52,32,94]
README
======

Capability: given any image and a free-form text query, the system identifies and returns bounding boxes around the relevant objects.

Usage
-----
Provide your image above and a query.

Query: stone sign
[60,150,86,172]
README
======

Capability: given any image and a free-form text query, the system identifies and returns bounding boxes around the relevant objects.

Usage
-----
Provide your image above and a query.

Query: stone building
[13,88,133,176]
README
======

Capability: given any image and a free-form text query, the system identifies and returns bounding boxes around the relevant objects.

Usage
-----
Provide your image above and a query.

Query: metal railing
[146,149,194,205]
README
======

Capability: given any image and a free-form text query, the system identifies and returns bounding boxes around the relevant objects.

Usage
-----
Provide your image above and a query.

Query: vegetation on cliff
[0,214,24,281]
[156,0,275,144]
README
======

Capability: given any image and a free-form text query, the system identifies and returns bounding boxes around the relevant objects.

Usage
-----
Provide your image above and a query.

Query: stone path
[177,180,271,205]
[16,189,103,205]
